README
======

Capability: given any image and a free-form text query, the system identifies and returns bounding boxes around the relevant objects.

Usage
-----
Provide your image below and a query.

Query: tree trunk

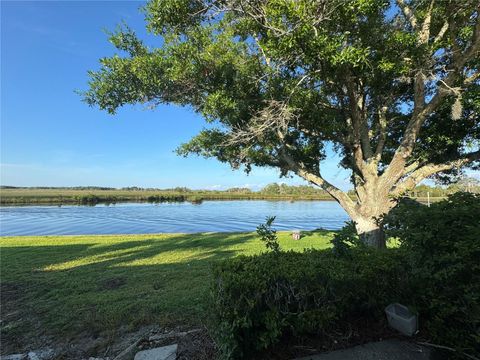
[323,175,394,249]
[354,217,386,249]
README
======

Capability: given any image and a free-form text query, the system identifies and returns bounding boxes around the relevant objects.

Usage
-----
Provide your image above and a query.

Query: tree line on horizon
[1,176,479,197]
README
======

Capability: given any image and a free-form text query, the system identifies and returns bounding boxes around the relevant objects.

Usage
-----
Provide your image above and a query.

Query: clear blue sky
[1,1,355,191]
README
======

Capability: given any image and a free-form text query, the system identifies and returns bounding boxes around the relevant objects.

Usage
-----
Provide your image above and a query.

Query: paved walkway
[295,339,430,360]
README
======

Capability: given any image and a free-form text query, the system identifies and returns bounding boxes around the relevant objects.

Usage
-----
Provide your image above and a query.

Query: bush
[330,220,364,257]
[385,192,480,357]
[75,194,101,205]
[211,193,479,359]
[256,216,281,254]
[211,249,407,359]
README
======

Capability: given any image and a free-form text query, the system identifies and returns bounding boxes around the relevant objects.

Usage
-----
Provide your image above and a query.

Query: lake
[0,200,349,236]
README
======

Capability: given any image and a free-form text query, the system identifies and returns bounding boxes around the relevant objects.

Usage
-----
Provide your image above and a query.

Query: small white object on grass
[292,231,301,240]
[134,344,177,360]
[385,303,418,336]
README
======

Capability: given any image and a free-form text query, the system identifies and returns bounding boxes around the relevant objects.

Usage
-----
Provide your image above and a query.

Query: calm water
[0,200,349,236]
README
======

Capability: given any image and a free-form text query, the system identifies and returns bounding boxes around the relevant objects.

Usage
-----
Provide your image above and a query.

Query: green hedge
[212,249,407,359]
[213,193,480,358]
[385,192,480,356]
[212,193,480,359]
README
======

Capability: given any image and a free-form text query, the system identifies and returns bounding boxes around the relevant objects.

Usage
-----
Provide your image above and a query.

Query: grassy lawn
[0,230,334,346]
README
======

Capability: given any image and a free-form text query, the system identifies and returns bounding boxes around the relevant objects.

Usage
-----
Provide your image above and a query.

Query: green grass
[0,231,334,342]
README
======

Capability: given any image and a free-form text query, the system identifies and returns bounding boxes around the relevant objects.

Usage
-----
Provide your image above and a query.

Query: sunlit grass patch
[43,246,152,271]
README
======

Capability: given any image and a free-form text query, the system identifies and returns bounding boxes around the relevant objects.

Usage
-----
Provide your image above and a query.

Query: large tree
[83,0,480,248]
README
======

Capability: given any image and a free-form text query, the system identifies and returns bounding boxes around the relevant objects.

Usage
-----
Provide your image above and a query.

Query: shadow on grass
[0,230,331,354]
[0,232,257,350]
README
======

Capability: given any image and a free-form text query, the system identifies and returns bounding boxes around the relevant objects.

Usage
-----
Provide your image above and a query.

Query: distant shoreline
[0,188,336,205]
[0,188,445,206]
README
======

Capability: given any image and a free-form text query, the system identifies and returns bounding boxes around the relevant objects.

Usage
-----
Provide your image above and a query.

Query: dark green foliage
[331,221,364,257]
[74,194,103,205]
[211,249,406,359]
[385,192,480,356]
[146,194,186,202]
[260,183,329,196]
[256,216,281,254]
[212,194,480,358]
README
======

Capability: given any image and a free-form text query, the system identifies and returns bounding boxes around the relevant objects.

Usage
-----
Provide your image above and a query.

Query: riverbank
[0,188,444,205]
[0,230,334,357]
[0,188,337,205]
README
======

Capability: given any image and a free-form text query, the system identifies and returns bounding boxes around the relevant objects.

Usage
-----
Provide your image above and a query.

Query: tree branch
[433,21,448,44]
[253,33,271,67]
[404,160,421,174]
[382,12,480,186]
[345,76,372,167]
[373,106,388,163]
[419,0,435,44]
[392,150,480,196]
[464,71,480,85]
[279,150,357,217]
[396,0,418,29]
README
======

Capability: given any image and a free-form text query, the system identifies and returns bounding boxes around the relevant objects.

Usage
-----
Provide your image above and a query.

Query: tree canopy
[83,0,479,247]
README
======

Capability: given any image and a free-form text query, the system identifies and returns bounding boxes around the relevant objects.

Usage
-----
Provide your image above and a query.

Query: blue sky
[1,0,353,190]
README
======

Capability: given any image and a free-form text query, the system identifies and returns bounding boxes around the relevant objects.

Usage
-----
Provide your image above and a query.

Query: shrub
[212,193,479,359]
[75,194,100,205]
[256,216,281,254]
[385,192,480,356]
[330,220,364,257]
[211,249,407,359]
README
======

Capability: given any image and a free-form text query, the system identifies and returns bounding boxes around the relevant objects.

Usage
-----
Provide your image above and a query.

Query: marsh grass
[0,188,336,205]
